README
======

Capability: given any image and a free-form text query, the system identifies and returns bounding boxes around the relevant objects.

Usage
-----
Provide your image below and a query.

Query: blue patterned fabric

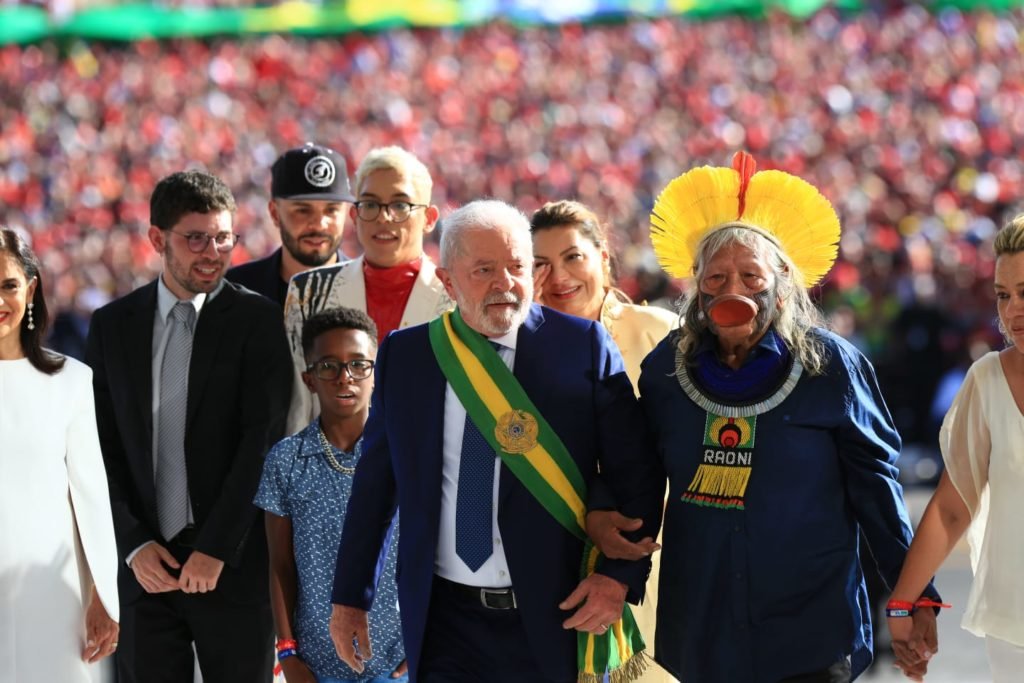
[454,411,497,571]
[255,420,404,680]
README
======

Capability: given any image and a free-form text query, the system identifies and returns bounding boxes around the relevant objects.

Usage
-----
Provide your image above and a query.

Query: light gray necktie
[156,301,195,541]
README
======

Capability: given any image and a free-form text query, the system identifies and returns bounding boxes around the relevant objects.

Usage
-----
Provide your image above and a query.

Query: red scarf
[363,257,422,342]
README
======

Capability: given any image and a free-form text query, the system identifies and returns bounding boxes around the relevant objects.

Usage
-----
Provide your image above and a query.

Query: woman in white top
[0,228,119,681]
[888,214,1024,682]
[531,200,677,683]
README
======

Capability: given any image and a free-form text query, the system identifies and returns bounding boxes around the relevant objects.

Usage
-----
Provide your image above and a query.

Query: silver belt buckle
[479,587,516,609]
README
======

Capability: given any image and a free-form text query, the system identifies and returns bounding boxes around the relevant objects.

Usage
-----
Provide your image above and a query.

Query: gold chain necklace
[317,424,356,475]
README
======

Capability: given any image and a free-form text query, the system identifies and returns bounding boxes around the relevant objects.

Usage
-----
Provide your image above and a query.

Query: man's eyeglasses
[353,200,427,223]
[170,231,239,254]
[305,359,375,381]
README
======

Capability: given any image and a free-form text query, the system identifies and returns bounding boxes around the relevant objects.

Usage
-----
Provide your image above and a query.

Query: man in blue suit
[328,199,663,682]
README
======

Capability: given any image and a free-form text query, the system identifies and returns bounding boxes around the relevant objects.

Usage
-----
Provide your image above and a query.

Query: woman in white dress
[0,228,119,681]
[888,214,1024,682]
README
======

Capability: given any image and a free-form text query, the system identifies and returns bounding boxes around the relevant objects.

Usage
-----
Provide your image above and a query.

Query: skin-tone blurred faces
[0,252,37,358]
[532,225,609,322]
[302,327,376,432]
[271,198,348,269]
[353,168,439,268]
[437,227,533,337]
[995,251,1024,357]
[148,211,234,300]
[698,241,780,367]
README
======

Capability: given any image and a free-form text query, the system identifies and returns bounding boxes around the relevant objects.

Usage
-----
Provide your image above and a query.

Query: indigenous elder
[329,200,664,683]
[283,146,450,433]
[228,143,353,306]
[888,215,1024,682]
[531,200,678,683]
[597,153,938,683]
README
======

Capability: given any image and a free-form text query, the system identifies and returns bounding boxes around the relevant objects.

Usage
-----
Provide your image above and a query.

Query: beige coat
[282,255,451,433]
[598,293,679,682]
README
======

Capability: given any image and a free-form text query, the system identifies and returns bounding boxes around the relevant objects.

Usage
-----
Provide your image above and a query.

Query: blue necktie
[455,343,500,571]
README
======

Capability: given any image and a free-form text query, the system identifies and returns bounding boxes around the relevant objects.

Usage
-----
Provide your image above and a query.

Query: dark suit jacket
[86,279,293,602]
[332,304,664,682]
[226,248,287,307]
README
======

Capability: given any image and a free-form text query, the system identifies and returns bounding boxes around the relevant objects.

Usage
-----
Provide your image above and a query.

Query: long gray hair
[676,225,829,376]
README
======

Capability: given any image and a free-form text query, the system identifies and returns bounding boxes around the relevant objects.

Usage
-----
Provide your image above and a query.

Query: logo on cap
[304,156,336,188]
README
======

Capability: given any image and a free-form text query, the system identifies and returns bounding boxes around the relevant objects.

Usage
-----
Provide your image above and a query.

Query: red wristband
[886,600,915,611]
[276,639,298,652]
[915,598,951,610]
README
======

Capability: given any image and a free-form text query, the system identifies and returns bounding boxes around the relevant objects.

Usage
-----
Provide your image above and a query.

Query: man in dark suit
[227,143,353,306]
[86,170,293,682]
[329,200,663,682]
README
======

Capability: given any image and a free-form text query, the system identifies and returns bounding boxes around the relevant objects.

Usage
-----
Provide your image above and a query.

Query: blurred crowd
[2,6,1023,447]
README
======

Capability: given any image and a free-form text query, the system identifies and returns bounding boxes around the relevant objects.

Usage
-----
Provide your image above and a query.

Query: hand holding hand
[586,510,660,561]
[178,550,224,594]
[559,573,627,634]
[82,586,118,663]
[890,608,937,681]
[129,542,180,593]
[330,604,372,674]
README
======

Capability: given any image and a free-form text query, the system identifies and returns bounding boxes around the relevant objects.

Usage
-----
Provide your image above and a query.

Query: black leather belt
[435,575,517,610]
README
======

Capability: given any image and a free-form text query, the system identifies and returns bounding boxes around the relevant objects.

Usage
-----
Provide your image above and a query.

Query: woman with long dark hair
[0,228,119,681]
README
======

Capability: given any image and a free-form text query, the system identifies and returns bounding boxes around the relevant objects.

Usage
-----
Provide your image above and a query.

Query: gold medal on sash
[494,409,539,454]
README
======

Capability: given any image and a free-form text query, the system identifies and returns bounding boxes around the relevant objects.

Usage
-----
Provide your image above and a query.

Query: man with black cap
[228,143,353,306]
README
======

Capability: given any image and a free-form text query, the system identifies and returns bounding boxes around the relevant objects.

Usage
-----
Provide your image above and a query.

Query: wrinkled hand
[586,510,660,561]
[82,586,118,663]
[391,659,408,678]
[533,263,551,302]
[129,542,180,593]
[889,608,937,681]
[280,655,317,683]
[331,605,372,674]
[178,550,224,594]
[559,573,627,634]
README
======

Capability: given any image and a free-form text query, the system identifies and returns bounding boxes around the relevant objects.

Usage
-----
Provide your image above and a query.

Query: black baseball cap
[271,143,353,202]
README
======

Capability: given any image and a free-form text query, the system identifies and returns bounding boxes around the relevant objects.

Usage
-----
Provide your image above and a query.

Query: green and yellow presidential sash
[428,309,648,683]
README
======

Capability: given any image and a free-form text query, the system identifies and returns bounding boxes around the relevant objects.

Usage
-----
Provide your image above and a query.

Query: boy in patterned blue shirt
[255,307,406,683]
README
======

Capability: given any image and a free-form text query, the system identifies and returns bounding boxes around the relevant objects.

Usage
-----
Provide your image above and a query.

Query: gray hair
[353,146,433,201]
[439,200,532,268]
[677,224,829,376]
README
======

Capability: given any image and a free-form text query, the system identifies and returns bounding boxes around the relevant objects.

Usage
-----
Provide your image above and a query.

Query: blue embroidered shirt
[254,420,404,680]
[638,329,934,682]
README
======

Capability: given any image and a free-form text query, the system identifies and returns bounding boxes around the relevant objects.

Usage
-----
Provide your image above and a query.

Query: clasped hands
[888,608,938,681]
[129,542,224,594]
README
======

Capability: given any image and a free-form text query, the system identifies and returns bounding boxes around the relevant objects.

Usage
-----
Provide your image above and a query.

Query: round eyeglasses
[305,358,375,381]
[170,230,239,254]
[353,200,428,223]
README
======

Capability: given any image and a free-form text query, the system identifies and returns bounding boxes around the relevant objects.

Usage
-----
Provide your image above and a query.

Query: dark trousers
[116,540,274,683]
[417,577,574,683]
[780,658,852,683]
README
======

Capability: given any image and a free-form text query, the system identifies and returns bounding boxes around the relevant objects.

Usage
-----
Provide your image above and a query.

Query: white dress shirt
[434,327,518,588]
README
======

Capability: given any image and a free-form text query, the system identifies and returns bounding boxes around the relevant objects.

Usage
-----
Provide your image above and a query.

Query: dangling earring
[26,302,35,330]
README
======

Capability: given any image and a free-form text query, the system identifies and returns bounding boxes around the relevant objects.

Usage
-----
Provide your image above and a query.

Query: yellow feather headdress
[650,152,841,287]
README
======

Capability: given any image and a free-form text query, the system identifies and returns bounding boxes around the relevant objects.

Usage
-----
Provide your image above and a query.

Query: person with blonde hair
[283,146,450,432]
[531,199,677,683]
[887,214,1024,681]
[589,153,940,682]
